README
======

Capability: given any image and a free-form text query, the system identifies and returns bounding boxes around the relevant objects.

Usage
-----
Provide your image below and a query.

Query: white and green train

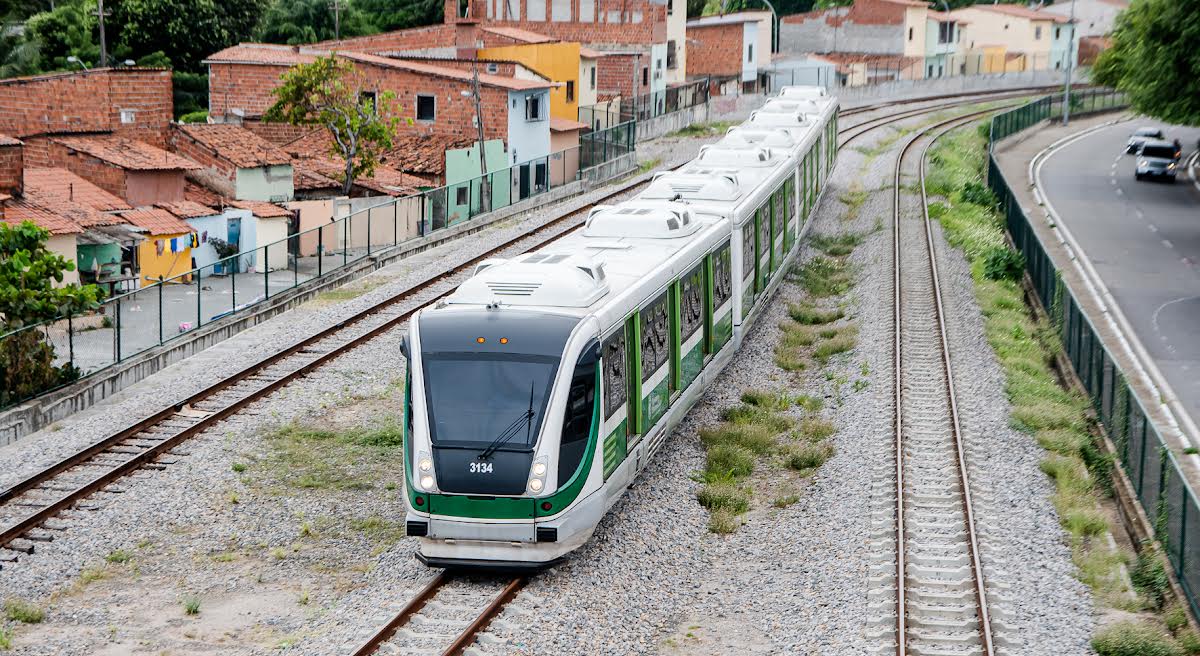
[400,88,839,569]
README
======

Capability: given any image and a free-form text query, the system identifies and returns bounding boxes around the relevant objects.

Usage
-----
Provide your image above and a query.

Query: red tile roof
[579,47,606,59]
[184,182,225,207]
[292,163,342,191]
[550,118,588,132]
[156,200,219,219]
[51,135,202,171]
[284,129,468,178]
[24,168,132,212]
[959,4,1072,22]
[480,26,559,44]
[928,10,968,22]
[0,134,21,147]
[227,200,292,218]
[120,207,195,235]
[174,124,293,168]
[205,44,552,91]
[24,193,126,229]
[4,199,83,235]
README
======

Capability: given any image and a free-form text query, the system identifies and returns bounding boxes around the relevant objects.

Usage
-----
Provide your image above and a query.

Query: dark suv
[1127,127,1165,154]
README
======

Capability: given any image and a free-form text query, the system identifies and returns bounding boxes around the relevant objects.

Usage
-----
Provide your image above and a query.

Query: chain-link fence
[986,92,1200,620]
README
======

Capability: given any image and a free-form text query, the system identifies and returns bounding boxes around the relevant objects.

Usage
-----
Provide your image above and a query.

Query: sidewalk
[991,111,1200,485]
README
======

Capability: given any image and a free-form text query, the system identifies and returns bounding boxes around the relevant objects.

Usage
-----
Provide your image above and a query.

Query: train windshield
[422,353,557,449]
[417,309,581,450]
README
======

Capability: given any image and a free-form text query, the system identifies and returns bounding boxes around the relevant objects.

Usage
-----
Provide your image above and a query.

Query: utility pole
[471,60,491,213]
[97,0,107,67]
[1062,0,1077,125]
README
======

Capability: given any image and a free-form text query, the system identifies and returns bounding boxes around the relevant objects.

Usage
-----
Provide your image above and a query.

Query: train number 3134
[469,462,494,474]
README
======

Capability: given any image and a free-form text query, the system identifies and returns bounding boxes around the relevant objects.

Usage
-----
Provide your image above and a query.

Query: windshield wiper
[479,382,536,460]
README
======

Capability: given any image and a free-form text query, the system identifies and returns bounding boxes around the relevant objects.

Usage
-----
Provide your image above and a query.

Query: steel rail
[892,106,1006,656]
[441,577,527,656]
[349,572,448,656]
[0,89,1045,559]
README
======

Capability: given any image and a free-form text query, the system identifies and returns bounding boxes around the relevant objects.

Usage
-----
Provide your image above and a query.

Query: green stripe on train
[602,419,628,480]
[641,376,669,431]
[680,341,704,391]
[714,311,733,350]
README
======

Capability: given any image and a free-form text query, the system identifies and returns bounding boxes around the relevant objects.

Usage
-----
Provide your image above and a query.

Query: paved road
[1040,120,1200,426]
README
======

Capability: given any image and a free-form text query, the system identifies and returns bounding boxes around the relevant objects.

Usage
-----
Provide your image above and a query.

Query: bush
[960,180,996,208]
[1131,549,1171,610]
[982,247,1025,282]
[789,304,843,325]
[700,422,780,455]
[785,442,835,472]
[706,444,754,478]
[697,480,750,513]
[3,598,44,624]
[178,110,209,124]
[1092,622,1182,656]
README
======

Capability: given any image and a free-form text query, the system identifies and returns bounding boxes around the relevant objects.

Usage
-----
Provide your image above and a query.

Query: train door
[740,221,754,322]
[710,241,734,352]
[601,319,632,486]
[678,262,705,391]
[638,291,671,439]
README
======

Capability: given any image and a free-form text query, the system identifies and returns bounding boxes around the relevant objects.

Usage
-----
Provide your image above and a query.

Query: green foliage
[1165,606,1190,633]
[982,247,1025,282]
[1093,0,1200,125]
[789,303,843,325]
[172,70,209,119]
[960,181,996,208]
[105,550,132,564]
[257,0,376,44]
[707,443,755,477]
[1092,622,1183,656]
[794,256,854,297]
[740,388,793,412]
[182,595,201,616]
[3,599,44,624]
[264,55,404,196]
[0,625,10,650]
[0,222,104,404]
[263,419,405,490]
[785,442,835,472]
[1131,549,1172,610]
[115,0,265,71]
[810,232,863,257]
[356,0,444,32]
[696,479,750,513]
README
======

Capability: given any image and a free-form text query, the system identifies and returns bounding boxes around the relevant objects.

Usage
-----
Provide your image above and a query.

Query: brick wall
[685,23,743,77]
[0,143,22,196]
[0,68,172,146]
[595,52,653,99]
[26,138,129,200]
[210,60,514,141]
[242,121,310,145]
[168,126,236,181]
[446,0,667,46]
[313,24,457,53]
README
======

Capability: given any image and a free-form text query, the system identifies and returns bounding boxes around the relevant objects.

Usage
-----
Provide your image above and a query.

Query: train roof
[438,201,726,329]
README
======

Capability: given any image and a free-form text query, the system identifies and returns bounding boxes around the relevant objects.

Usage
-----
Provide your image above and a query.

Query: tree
[114,0,266,71]
[0,222,104,404]
[264,55,405,196]
[25,0,102,70]
[1092,0,1200,125]
[256,0,376,45]
[356,0,443,32]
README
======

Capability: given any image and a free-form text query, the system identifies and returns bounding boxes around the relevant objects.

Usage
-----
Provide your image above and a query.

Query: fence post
[196,270,202,329]
[68,311,74,365]
[317,227,324,277]
[393,203,399,247]
[367,211,372,256]
[157,276,164,345]
[116,294,123,362]
[231,262,237,310]
[263,244,270,300]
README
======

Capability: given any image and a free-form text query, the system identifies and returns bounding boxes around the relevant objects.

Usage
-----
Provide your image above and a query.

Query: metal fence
[578,78,711,128]
[986,93,1200,620]
[0,139,639,410]
[769,52,1075,91]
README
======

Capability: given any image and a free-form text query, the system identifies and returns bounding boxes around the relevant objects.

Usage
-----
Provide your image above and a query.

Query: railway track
[867,107,1019,655]
[351,573,525,656]
[0,89,1044,567]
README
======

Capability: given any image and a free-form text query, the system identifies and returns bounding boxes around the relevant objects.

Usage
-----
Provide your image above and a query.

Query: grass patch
[637,157,662,174]
[794,256,854,298]
[707,508,741,534]
[839,188,868,222]
[810,232,864,257]
[670,120,736,138]
[740,389,793,412]
[798,417,836,442]
[772,494,800,508]
[104,550,131,565]
[814,328,858,363]
[262,419,404,491]
[182,596,201,616]
[784,442,835,473]
[3,599,43,624]
[794,394,824,413]
[1092,621,1182,656]
[696,479,751,513]
[719,404,795,436]
[706,444,755,477]
[789,303,844,325]
[0,626,10,650]
[350,516,406,547]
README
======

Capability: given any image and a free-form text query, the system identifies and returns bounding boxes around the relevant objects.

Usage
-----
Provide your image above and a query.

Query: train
[399,87,840,569]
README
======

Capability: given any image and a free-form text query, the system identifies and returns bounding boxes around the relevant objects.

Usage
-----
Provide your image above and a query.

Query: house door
[227,217,242,272]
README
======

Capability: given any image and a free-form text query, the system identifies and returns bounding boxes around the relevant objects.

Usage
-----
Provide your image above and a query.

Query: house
[924,11,966,78]
[118,207,196,286]
[1041,0,1126,38]
[780,0,932,61]
[476,27,582,121]
[686,14,764,92]
[23,134,201,206]
[168,124,295,202]
[23,168,141,284]
[3,200,84,285]
[951,4,1076,71]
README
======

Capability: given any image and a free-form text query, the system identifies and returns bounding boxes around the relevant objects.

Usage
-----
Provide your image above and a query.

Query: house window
[748,44,754,63]
[667,40,677,69]
[486,62,499,74]
[908,27,913,40]
[526,94,544,120]
[667,0,674,15]
[528,0,545,21]
[1035,25,1042,39]
[416,94,436,121]
[566,80,575,102]
[1055,27,1061,39]
[119,109,136,124]
[456,186,469,205]
[642,66,648,86]
[590,66,596,89]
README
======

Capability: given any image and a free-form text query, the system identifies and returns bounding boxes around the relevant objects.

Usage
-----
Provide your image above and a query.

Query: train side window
[681,263,704,343]
[602,329,627,420]
[640,292,670,381]
[713,241,732,312]
[741,222,754,281]
[558,341,599,488]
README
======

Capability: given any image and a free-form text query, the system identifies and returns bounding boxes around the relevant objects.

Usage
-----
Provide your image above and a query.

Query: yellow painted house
[121,207,196,286]
[478,27,582,122]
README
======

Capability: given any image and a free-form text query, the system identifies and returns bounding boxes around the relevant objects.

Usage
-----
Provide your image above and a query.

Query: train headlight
[529,478,544,492]
[418,457,433,473]
[528,456,549,494]
[420,475,435,490]
[533,462,547,477]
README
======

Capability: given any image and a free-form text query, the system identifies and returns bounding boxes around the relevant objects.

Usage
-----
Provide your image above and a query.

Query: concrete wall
[186,212,232,274]
[478,42,581,121]
[137,232,192,285]
[665,0,687,84]
[285,198,337,257]
[49,234,79,286]
[635,100,708,141]
[742,22,759,82]
[828,66,1072,103]
[579,57,599,109]
[780,9,902,55]
[235,164,295,202]
[125,170,186,206]
[1042,0,1125,38]
[256,216,290,271]
[507,89,552,165]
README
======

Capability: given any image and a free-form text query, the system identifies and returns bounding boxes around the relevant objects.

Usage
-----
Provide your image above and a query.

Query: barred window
[680,264,704,341]
[603,328,627,419]
[741,222,754,278]
[640,292,670,382]
[713,241,732,309]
